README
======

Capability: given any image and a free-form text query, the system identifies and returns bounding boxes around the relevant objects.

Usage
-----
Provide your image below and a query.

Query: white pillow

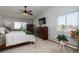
[0,27,5,34]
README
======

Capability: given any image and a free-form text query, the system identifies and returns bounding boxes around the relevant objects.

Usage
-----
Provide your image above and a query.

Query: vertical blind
[57,11,78,32]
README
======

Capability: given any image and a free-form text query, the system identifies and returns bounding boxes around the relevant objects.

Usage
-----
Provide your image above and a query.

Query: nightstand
[0,34,6,48]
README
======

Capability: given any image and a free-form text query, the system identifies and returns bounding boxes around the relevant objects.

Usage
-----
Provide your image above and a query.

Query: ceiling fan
[19,6,33,16]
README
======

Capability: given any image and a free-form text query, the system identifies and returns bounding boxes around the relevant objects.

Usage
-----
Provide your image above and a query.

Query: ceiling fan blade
[27,12,33,15]
[28,10,32,12]
[18,12,22,14]
[19,9,24,12]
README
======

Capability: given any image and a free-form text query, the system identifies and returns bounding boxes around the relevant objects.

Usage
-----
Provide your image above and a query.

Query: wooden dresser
[35,26,48,40]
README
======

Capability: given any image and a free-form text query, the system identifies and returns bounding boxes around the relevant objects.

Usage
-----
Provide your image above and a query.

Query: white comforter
[6,31,35,46]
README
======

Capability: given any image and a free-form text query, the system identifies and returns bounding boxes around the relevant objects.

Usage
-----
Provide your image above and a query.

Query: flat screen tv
[39,17,46,25]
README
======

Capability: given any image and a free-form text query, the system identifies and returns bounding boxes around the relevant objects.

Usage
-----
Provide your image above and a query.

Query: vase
[59,41,67,46]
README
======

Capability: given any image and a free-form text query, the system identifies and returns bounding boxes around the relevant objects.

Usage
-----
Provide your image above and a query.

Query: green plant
[57,34,68,41]
[75,29,79,36]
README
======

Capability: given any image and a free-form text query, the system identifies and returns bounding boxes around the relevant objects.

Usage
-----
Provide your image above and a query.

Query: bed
[6,31,35,47]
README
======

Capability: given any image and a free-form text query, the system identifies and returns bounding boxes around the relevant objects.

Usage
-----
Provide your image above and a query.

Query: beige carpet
[0,37,74,53]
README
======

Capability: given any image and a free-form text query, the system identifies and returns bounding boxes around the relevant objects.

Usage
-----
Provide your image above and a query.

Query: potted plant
[75,29,79,36]
[57,34,68,45]
[75,29,79,50]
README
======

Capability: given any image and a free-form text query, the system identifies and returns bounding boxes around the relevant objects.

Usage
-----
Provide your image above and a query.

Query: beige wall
[34,6,79,46]
[0,14,33,29]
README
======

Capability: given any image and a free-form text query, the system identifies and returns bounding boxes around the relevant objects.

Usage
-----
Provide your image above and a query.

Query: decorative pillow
[0,27,5,34]
[26,31,33,34]
[5,29,10,34]
[3,26,12,34]
[24,31,33,35]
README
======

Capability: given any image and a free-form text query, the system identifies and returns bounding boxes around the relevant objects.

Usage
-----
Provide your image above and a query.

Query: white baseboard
[49,38,77,50]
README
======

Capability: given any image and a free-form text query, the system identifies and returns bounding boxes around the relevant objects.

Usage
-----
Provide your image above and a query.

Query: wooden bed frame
[0,41,34,51]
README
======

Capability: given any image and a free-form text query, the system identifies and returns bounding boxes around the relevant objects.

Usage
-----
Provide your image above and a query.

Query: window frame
[14,21,27,29]
[57,11,79,32]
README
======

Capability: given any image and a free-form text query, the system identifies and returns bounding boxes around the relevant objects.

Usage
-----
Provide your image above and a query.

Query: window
[21,22,27,29]
[14,22,21,29]
[67,12,78,32]
[57,11,78,32]
[14,22,27,29]
[57,15,66,32]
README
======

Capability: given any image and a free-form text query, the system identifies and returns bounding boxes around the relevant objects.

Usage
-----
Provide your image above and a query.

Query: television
[39,17,46,25]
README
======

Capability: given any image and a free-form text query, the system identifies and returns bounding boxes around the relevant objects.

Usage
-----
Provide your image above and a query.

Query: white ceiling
[0,6,49,19]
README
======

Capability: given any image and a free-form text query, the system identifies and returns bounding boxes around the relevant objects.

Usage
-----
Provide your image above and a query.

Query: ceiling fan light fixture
[23,13,28,16]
